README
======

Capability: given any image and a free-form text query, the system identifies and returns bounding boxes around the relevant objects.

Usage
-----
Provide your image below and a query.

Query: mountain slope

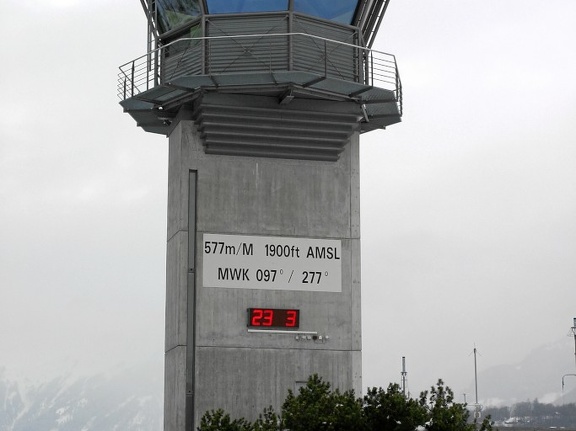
[465,338,576,406]
[0,366,162,431]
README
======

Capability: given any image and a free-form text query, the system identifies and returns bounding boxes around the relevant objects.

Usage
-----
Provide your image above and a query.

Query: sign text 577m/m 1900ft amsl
[202,233,342,292]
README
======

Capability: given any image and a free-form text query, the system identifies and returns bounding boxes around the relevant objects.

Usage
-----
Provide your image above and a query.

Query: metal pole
[474,347,479,405]
[131,61,135,97]
[572,318,576,371]
[472,346,482,422]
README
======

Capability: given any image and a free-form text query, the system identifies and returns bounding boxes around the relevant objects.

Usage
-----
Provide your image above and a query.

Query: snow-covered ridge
[0,366,162,431]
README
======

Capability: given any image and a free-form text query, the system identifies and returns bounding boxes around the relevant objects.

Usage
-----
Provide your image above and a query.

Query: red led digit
[251,309,263,326]
[249,308,299,328]
[262,309,274,326]
[286,310,297,327]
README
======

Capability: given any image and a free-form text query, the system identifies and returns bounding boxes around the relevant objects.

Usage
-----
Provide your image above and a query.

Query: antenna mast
[572,318,576,370]
[401,356,408,396]
[474,347,479,405]
[471,346,483,420]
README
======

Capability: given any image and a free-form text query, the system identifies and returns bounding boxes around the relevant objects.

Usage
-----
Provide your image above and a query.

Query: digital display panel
[248,308,300,329]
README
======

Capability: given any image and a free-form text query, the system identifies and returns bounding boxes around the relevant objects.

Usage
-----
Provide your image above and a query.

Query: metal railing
[117,32,401,113]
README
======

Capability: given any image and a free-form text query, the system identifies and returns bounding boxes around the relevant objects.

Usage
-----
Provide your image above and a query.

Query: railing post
[364,50,369,86]
[394,61,402,116]
[206,38,210,75]
[324,40,327,77]
[154,48,159,86]
[146,50,151,91]
[373,51,376,86]
[131,61,135,97]
[288,33,293,71]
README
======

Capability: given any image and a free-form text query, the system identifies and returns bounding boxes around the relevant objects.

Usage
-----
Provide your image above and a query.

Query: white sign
[202,233,342,292]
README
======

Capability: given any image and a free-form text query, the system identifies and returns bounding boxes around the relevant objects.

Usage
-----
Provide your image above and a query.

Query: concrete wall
[164,105,362,430]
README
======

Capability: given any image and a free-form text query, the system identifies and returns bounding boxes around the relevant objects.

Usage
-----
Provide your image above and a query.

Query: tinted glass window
[156,0,201,34]
[206,0,288,14]
[293,0,358,24]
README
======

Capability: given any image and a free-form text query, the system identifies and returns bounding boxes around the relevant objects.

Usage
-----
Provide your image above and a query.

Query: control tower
[118,1,401,430]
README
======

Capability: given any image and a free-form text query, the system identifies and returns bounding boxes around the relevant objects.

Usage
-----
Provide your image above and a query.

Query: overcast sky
[1,0,576,404]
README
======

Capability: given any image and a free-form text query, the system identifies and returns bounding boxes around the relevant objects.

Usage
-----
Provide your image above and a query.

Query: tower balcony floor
[118,34,402,159]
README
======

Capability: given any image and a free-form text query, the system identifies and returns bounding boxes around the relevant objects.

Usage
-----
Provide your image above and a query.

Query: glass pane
[294,0,359,24]
[206,0,288,14]
[156,0,201,34]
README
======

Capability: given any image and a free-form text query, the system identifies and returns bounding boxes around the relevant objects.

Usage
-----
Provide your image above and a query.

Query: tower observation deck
[119,0,401,160]
[118,2,401,430]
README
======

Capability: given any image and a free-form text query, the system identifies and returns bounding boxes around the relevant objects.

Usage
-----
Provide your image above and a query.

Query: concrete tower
[118,1,402,429]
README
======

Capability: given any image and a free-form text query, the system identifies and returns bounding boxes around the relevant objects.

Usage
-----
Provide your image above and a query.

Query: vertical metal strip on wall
[186,171,197,430]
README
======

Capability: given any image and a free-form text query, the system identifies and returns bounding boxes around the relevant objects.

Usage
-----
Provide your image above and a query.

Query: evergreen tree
[363,383,427,431]
[197,375,496,431]
[281,374,365,431]
[252,406,281,431]
[198,408,252,431]
[420,380,493,431]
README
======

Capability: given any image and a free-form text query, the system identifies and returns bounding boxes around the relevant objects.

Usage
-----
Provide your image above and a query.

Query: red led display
[248,308,300,329]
